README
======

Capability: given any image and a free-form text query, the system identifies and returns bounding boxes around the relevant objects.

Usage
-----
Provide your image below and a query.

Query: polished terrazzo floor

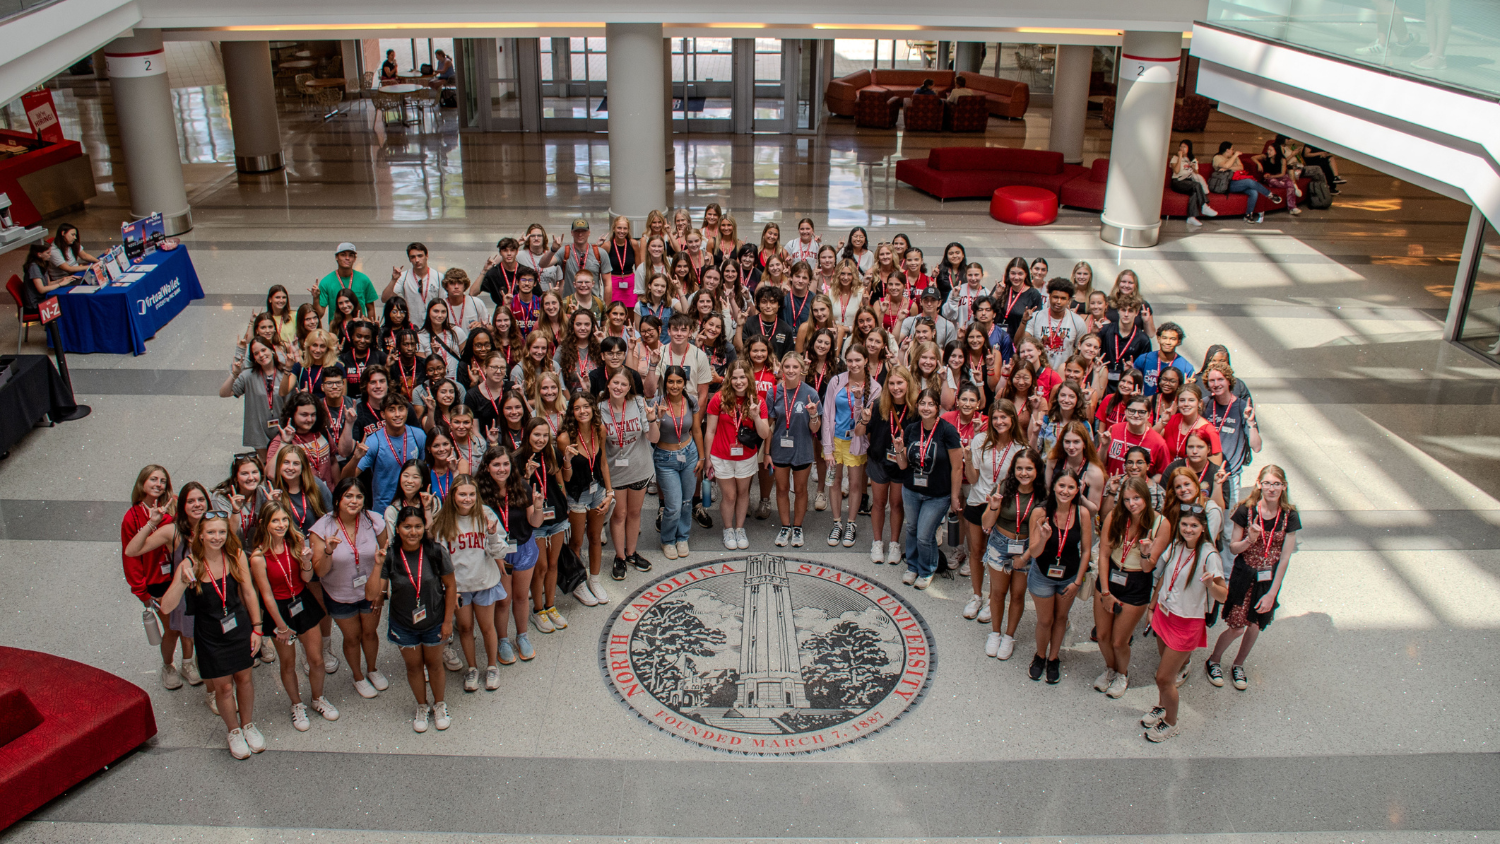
[1,75,1499,842]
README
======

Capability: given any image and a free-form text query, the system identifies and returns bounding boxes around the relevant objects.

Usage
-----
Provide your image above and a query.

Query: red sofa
[895,147,1088,200]
[826,69,1028,119]
[0,647,157,830]
[1059,158,1310,216]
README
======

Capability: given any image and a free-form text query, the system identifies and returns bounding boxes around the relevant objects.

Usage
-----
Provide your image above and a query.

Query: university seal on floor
[599,555,934,755]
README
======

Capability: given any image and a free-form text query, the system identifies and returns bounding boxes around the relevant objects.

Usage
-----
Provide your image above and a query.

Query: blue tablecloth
[54,246,204,355]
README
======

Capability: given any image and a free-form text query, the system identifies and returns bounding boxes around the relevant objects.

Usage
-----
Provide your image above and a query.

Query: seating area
[0,647,157,830]
[826,69,1029,121]
[896,146,1311,222]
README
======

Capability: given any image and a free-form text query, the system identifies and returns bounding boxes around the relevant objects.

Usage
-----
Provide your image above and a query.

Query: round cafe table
[281,59,315,70]
[305,78,346,89]
[378,84,425,126]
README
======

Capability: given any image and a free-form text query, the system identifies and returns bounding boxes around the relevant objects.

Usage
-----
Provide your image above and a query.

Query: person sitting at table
[429,50,456,90]
[381,50,399,81]
[47,223,99,280]
[21,241,73,309]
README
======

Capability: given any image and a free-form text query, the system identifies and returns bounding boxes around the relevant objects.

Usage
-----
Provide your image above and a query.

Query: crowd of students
[119,208,1300,755]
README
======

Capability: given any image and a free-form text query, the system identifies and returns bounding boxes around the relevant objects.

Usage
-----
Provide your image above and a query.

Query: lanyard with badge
[777,386,797,449]
[271,546,304,616]
[840,383,864,439]
[728,404,747,458]
[533,455,556,521]
[1255,507,1284,581]
[912,421,939,487]
[338,517,367,588]
[204,564,238,633]
[663,398,690,463]
[580,429,602,494]
[399,546,428,624]
[1046,507,1074,579]
[497,492,517,554]
[886,408,907,464]
[1007,489,1032,556]
[1165,544,1194,595]
[608,400,632,467]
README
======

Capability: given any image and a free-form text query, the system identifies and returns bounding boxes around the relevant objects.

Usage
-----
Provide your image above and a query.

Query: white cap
[335,242,357,255]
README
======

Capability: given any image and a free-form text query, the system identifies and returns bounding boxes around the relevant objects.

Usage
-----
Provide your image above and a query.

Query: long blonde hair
[878,366,916,417]
[271,445,326,518]
[188,514,250,594]
[430,474,482,544]
[302,328,342,366]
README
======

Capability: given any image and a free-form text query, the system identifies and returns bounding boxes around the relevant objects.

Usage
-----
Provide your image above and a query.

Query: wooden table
[281,59,315,70]
[305,78,346,89]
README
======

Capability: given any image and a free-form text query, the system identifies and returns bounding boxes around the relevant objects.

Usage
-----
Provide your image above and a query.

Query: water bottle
[945,513,961,548]
[143,607,163,646]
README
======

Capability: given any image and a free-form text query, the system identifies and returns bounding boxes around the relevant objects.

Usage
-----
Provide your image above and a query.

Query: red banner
[21,90,65,143]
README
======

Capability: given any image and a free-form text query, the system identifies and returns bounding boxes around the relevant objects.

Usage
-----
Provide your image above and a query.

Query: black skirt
[1225,560,1280,629]
[187,578,255,680]
[261,591,327,637]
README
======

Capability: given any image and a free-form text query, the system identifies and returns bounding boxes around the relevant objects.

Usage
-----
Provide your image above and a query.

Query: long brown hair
[270,445,326,518]
[1104,476,1156,545]
[430,473,481,544]
[130,464,172,506]
[188,514,249,594]
[250,500,308,560]
[1238,464,1296,513]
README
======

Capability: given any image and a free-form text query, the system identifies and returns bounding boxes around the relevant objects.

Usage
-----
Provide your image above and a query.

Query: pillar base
[163,209,193,236]
[1099,218,1160,248]
[235,151,285,174]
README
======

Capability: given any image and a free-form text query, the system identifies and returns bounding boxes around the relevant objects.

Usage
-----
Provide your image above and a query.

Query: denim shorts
[982,532,1029,573]
[533,520,569,539]
[459,582,507,607]
[324,593,375,620]
[1027,563,1075,598]
[568,484,608,513]
[387,616,443,648]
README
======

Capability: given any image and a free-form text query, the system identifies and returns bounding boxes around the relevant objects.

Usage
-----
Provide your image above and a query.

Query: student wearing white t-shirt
[1024,277,1090,375]
[382,242,443,313]
[1141,507,1227,742]
[649,314,714,408]
[429,476,506,692]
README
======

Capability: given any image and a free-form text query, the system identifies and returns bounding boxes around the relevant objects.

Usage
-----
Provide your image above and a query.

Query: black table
[0,356,78,457]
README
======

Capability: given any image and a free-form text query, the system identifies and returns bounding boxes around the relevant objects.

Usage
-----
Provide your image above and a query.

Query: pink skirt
[1152,606,1206,653]
[610,273,638,308]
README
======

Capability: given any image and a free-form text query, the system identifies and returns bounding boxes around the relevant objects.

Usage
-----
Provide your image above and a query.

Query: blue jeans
[1229,178,1274,214]
[902,486,950,578]
[653,441,699,544]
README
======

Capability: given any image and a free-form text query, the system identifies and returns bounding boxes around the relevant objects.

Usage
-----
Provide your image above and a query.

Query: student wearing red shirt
[123,464,197,690]
[1099,395,1171,479]
[705,360,764,550]
[1156,383,1223,461]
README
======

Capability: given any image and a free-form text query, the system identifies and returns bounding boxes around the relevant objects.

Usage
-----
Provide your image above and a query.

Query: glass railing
[0,0,61,24]
[1205,0,1500,100]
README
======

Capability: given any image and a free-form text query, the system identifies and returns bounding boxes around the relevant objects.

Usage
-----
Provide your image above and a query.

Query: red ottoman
[990,186,1059,226]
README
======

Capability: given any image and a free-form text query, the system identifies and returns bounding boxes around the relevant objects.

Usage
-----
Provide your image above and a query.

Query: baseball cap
[335,242,357,255]
[920,286,942,299]
[571,219,590,232]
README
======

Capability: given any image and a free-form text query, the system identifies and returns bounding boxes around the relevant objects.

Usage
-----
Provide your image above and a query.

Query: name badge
[1221,422,1237,435]
[912,471,929,488]
[160,561,173,575]
[886,448,900,463]
[352,574,368,588]
[220,615,238,633]
[614,457,630,467]
[729,446,745,457]
[1047,564,1065,579]
[541,507,555,521]
[779,437,794,449]
[618,280,630,290]
[288,599,303,616]
[503,543,518,555]
[1008,539,1026,555]
[589,481,600,495]
[412,606,427,624]
[1257,569,1273,583]
[675,451,687,464]
[1109,570,1128,586]
[1108,370,1120,382]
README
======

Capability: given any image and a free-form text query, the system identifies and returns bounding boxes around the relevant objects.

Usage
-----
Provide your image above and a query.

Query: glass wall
[378,38,455,75]
[829,40,1056,94]
[1206,0,1500,98]
[1456,217,1500,359]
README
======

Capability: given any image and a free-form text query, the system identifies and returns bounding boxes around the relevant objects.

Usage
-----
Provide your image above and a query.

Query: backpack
[1306,178,1332,210]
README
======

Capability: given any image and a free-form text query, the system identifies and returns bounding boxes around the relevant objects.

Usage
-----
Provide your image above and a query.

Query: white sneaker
[161,663,183,690]
[588,576,611,604]
[322,640,339,674]
[432,701,451,730]
[572,582,599,607]
[676,540,690,558]
[977,603,992,624]
[901,571,917,585]
[962,594,983,620]
[532,610,556,634]
[735,528,749,550]
[775,527,791,547]
[1107,673,1129,699]
[724,528,738,550]
[367,669,390,691]
[1093,669,1117,692]
[291,702,310,732]
[790,527,804,547]
[814,491,828,511]
[227,728,251,759]
[546,606,568,629]
[206,690,219,715]
[1355,38,1386,55]
[259,636,276,664]
[662,543,679,560]
[463,667,480,692]
[485,665,500,690]
[412,704,429,733]
[242,722,266,753]
[886,544,903,565]
[353,678,377,699]
[1145,719,1180,742]
[1176,664,1191,688]
[985,631,1002,657]
[870,540,884,563]
[310,696,340,721]
[443,643,464,671]
[996,634,1016,660]
[1186,216,1202,228]
[1201,205,1219,217]
[914,575,932,590]
[180,659,203,686]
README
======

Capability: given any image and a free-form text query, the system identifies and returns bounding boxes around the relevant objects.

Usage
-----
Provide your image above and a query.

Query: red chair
[904,95,944,132]
[944,96,990,132]
[854,88,901,128]
[6,274,42,354]
[1173,94,1212,132]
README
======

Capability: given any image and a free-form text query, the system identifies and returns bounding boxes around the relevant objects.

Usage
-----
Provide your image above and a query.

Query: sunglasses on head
[1181,504,1206,516]
[203,510,230,520]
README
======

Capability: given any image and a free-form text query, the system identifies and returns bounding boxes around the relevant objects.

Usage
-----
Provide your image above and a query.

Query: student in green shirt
[311,243,378,320]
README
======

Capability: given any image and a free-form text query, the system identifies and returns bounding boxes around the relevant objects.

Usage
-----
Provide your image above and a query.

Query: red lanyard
[497,265,517,297]
[204,561,231,615]
[270,544,296,594]
[758,316,776,339]
[396,357,417,393]
[1208,397,1236,431]
[916,420,939,469]
[787,293,809,325]
[607,400,629,449]
[532,453,548,496]
[1258,506,1284,560]
[336,516,361,571]
[668,345,689,369]
[264,372,276,410]
[454,436,479,467]
[515,295,537,326]
[1113,326,1138,363]
[398,546,424,603]
[1014,491,1034,534]
[992,442,1015,487]
[663,397,688,441]
[496,491,510,536]
[1165,545,1193,593]
[412,269,433,303]
[956,416,976,447]
[779,385,796,435]
[888,408,906,448]
[384,429,410,467]
[580,429,598,477]
[287,491,307,525]
[1053,506,1075,556]
[841,383,864,423]
[481,384,503,425]
[301,365,323,393]
[611,241,631,274]
[1003,287,1024,320]
[451,297,468,329]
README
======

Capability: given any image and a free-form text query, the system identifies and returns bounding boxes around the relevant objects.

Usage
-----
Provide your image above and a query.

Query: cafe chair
[6,275,42,354]
[293,73,316,110]
[358,71,376,113]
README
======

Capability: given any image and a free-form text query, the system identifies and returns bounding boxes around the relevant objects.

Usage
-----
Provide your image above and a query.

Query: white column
[104,30,192,234]
[606,23,670,221]
[1099,31,1181,248]
[221,41,284,173]
[1048,44,1092,164]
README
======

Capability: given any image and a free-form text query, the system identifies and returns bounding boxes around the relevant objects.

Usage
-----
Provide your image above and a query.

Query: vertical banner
[21,90,64,143]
